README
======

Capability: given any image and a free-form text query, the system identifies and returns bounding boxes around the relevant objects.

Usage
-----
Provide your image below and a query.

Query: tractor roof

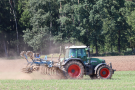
[65,46,87,49]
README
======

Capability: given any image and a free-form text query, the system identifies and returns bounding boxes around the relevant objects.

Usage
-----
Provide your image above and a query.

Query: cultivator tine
[22,63,33,73]
[45,66,49,75]
[39,65,62,76]
[22,67,30,73]
[52,67,57,75]
[47,68,49,75]
[51,68,54,75]
[22,64,28,72]
[41,66,45,74]
[50,67,56,75]
[45,66,48,75]
[56,68,61,75]
[40,65,48,75]
[40,65,45,74]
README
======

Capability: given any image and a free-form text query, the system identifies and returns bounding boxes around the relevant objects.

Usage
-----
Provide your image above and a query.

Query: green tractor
[60,46,115,79]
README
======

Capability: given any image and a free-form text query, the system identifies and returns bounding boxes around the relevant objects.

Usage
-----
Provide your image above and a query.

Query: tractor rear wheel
[64,61,84,79]
[97,65,112,79]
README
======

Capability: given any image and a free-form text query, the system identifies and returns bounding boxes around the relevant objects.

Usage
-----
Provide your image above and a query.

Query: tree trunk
[111,44,113,52]
[3,41,8,57]
[95,38,98,55]
[118,30,120,53]
[9,0,19,55]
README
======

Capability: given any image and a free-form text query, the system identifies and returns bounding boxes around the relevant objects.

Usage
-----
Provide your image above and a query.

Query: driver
[71,49,76,58]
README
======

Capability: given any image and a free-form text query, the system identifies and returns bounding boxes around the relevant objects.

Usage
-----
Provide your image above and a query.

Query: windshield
[65,48,86,58]
[77,48,86,58]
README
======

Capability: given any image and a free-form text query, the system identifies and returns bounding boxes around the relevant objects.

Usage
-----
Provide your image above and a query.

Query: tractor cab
[65,46,87,59]
[64,45,105,65]
[64,46,89,63]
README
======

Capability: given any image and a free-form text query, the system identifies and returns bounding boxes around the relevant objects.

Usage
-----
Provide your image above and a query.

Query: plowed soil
[94,55,135,71]
[0,55,135,80]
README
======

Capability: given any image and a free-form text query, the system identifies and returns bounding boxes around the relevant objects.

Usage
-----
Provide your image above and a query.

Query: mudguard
[63,58,85,66]
[94,63,106,74]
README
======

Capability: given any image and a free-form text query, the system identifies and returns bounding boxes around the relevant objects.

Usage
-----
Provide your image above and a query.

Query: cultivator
[20,51,63,75]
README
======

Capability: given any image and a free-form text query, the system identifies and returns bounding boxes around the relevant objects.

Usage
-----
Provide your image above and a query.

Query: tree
[127,11,135,49]
[23,0,60,53]
[9,0,19,55]
[0,0,13,57]
[98,0,131,53]
[125,1,135,50]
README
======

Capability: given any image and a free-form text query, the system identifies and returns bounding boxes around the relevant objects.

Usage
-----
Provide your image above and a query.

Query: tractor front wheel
[64,61,84,79]
[97,65,112,79]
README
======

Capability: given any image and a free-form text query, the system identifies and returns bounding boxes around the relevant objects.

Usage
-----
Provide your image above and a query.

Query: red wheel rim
[100,68,110,78]
[68,64,81,78]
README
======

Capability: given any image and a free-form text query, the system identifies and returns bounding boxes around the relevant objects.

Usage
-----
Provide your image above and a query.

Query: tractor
[60,45,115,79]
[20,45,115,79]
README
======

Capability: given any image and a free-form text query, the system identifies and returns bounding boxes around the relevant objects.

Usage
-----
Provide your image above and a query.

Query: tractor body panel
[94,63,106,74]
[90,58,105,66]
[63,46,105,66]
[63,58,85,66]
[62,46,115,76]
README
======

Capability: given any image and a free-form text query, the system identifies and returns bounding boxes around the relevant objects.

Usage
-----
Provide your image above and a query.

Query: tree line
[0,0,135,57]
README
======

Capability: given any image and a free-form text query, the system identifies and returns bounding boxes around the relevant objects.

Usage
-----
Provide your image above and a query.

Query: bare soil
[94,55,135,71]
[0,55,135,80]
[0,58,65,80]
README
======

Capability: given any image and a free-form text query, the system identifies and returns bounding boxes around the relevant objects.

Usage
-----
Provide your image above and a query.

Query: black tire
[90,74,97,79]
[97,65,113,79]
[64,61,84,79]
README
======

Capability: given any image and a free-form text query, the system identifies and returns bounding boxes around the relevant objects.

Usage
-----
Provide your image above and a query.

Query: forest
[1,0,135,57]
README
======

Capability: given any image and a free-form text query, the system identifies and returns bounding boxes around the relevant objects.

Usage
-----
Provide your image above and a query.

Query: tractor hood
[90,58,105,65]
[60,57,105,65]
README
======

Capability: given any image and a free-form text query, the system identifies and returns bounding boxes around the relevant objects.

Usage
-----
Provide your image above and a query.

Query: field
[0,55,135,89]
[0,71,135,90]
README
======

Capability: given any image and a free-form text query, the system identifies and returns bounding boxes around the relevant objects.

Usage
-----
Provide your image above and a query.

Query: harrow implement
[20,51,63,75]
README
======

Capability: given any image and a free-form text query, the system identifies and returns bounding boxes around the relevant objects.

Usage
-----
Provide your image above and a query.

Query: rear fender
[94,63,106,74]
[63,58,85,67]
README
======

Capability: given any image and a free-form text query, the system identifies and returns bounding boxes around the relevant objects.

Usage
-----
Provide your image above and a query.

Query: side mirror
[85,48,88,51]
[87,57,90,60]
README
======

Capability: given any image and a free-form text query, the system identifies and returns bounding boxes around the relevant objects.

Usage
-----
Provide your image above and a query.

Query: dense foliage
[1,0,135,57]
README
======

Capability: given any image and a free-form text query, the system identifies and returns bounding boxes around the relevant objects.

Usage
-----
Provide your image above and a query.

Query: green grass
[0,71,135,90]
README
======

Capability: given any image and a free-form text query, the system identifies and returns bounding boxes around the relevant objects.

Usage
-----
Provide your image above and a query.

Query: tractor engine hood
[90,58,105,65]
[60,57,105,65]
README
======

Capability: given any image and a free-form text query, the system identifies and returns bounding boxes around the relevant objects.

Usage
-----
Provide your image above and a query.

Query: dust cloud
[0,58,66,80]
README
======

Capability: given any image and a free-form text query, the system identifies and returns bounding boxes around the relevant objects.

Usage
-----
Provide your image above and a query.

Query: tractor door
[77,48,87,63]
[65,48,77,58]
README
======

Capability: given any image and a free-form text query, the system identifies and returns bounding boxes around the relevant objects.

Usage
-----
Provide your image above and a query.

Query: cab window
[69,49,76,58]
[77,48,86,58]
